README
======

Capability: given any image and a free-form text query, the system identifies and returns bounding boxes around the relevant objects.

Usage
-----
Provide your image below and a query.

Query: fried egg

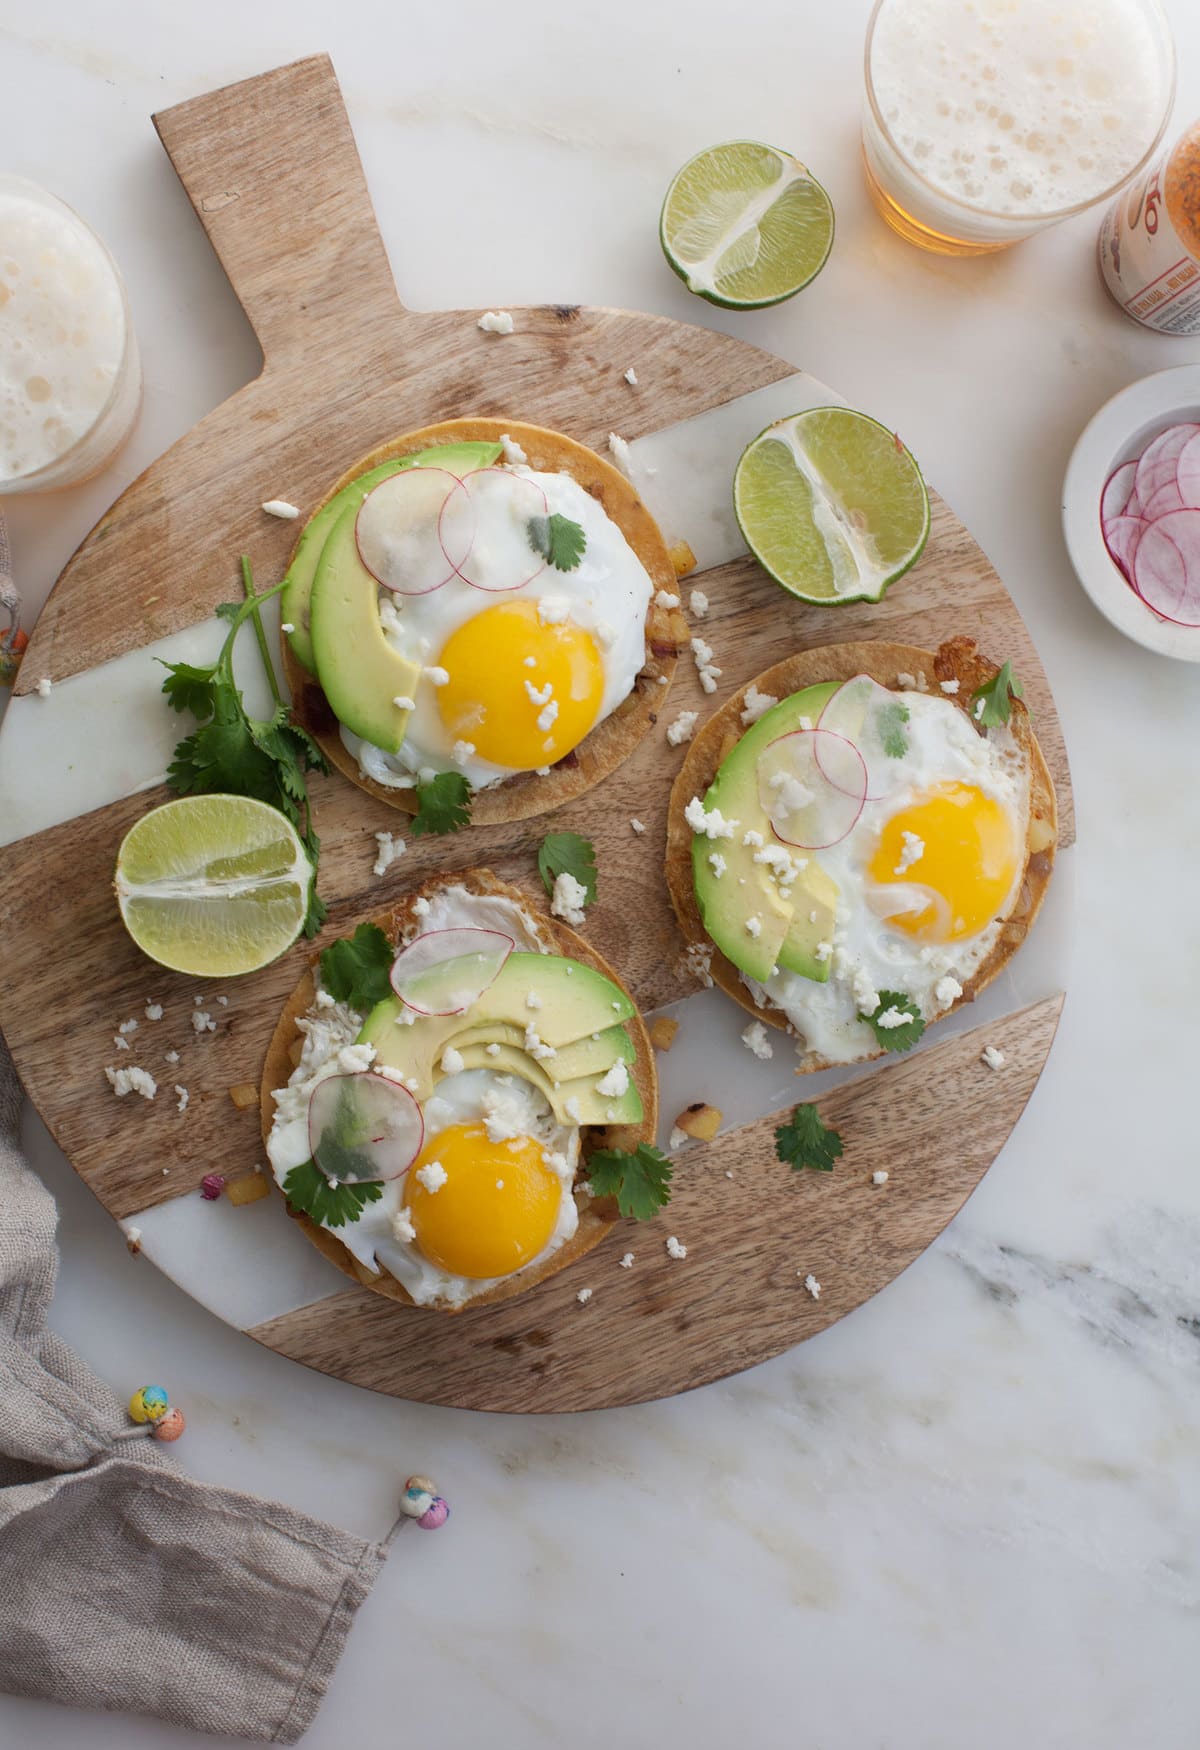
[743,690,1031,1063]
[341,464,653,791]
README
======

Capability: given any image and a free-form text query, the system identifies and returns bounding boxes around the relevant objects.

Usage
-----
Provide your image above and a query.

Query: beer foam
[0,187,127,482]
[870,0,1169,218]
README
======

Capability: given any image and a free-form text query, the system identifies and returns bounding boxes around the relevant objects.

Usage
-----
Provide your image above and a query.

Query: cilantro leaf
[860,989,925,1053]
[876,698,910,758]
[159,660,217,717]
[586,1143,673,1219]
[282,1158,384,1228]
[527,513,587,572]
[411,771,471,837]
[537,831,597,905]
[774,1103,844,1173]
[319,922,394,1012]
[970,660,1024,728]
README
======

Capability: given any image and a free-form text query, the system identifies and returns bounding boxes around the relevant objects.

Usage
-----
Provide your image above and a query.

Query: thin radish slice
[1101,460,1138,522]
[356,468,472,595]
[1102,514,1147,581]
[757,728,868,850]
[438,467,549,592]
[1177,431,1200,509]
[308,1072,423,1185]
[1132,511,1200,626]
[1133,422,1200,509]
[390,926,514,1016]
[1143,478,1186,519]
[816,674,911,802]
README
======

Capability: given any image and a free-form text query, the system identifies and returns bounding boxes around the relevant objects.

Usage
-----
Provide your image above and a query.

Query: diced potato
[675,1101,722,1142]
[228,1081,260,1110]
[669,539,697,579]
[288,1038,305,1068]
[225,1172,271,1207]
[649,1016,679,1052]
[1029,813,1056,853]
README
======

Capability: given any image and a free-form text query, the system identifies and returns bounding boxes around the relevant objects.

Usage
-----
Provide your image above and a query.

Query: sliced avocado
[282,441,502,673]
[691,681,841,985]
[448,1019,635,1082]
[454,1043,643,1126]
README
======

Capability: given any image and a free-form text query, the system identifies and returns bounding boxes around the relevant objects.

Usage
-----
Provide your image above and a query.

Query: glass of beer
[862,0,1176,256]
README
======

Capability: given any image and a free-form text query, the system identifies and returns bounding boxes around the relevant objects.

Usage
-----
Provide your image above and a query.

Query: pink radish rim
[355,467,473,596]
[815,675,903,803]
[307,1071,424,1184]
[1131,512,1200,627]
[389,926,515,1016]
[437,467,549,593]
[761,727,868,850]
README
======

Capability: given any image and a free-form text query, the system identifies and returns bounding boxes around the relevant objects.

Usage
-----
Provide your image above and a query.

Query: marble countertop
[3,2,1199,1745]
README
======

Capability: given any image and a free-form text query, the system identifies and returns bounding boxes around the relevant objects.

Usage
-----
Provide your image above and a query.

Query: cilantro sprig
[528,513,586,572]
[586,1143,673,1219]
[412,771,471,837]
[970,661,1024,728]
[319,922,394,1013]
[282,1158,384,1228]
[161,558,328,936]
[537,831,597,906]
[876,698,910,758]
[774,1104,844,1173]
[860,990,925,1053]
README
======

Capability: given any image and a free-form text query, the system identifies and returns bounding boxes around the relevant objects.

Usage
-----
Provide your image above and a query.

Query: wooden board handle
[153,54,403,362]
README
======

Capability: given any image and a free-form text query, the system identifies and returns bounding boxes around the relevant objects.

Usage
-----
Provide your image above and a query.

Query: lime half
[115,795,312,977]
[734,408,930,605]
[660,141,834,310]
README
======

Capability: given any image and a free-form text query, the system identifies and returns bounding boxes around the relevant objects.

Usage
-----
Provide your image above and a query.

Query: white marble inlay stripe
[0,374,824,849]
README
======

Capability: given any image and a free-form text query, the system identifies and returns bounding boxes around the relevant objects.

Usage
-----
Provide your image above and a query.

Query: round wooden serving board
[0,57,1073,1412]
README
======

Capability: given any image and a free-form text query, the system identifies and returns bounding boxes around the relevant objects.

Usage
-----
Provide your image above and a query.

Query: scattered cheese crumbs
[105,1065,157,1100]
[658,674,670,684]
[685,796,737,840]
[192,1010,217,1034]
[852,968,881,1017]
[315,989,337,1010]
[708,851,727,878]
[373,831,405,877]
[535,765,551,776]
[124,1225,142,1250]
[666,709,699,747]
[164,1050,180,1065]
[452,739,476,766]
[536,699,559,734]
[524,991,543,1014]
[974,697,986,721]
[896,672,917,689]
[692,635,714,666]
[630,818,645,835]
[596,1060,630,1098]
[338,1042,376,1074]
[485,1042,501,1057]
[981,1045,1006,1070]
[576,1287,593,1304]
[174,1085,189,1114]
[536,595,570,625]
[425,665,450,687]
[281,622,295,634]
[412,896,431,917]
[683,940,714,988]
[440,1046,465,1076]
[524,677,554,707]
[550,870,588,926]
[655,589,680,609]
[117,1018,138,1035]
[565,1095,583,1123]
[261,498,299,519]
[499,432,528,465]
[691,635,721,693]
[391,1206,416,1243]
[416,1161,447,1193]
[934,975,963,1005]
[623,367,638,386]
[939,678,960,694]
[741,1021,774,1061]
[802,1273,821,1299]
[876,1005,914,1030]
[872,1171,889,1186]
[619,1251,635,1268]
[895,831,925,875]
[740,684,779,726]
[144,1002,163,1022]
[112,1034,130,1052]
[665,1236,687,1260]
[745,915,762,939]
[741,830,765,851]
[689,589,709,619]
[608,432,634,476]
[35,676,53,698]
[669,1126,689,1151]
[477,309,514,335]
[393,694,416,710]
[523,1022,557,1062]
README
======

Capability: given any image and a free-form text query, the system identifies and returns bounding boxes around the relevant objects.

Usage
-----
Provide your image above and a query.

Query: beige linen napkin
[0,1035,391,1742]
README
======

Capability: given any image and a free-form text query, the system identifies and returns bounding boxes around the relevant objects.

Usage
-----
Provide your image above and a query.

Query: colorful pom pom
[200,1174,226,1201]
[418,1497,450,1531]
[128,1385,169,1424]
[152,1407,186,1443]
[399,1475,448,1528]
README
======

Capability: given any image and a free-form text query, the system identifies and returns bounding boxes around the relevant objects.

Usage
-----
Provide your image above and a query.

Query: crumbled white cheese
[143,1003,163,1022]
[391,1206,416,1243]
[451,739,476,766]
[416,1161,447,1193]
[685,797,737,840]
[895,831,925,875]
[537,595,570,626]
[124,1225,142,1247]
[619,1252,635,1268]
[262,498,299,519]
[753,843,799,883]
[412,896,431,917]
[34,676,53,698]
[852,968,880,1017]
[315,989,337,1010]
[741,828,765,849]
[112,1034,130,1052]
[174,1085,189,1114]
[105,1065,157,1100]
[974,697,986,721]
[596,1060,630,1098]
[630,818,645,835]
[872,1171,889,1186]
[623,367,638,386]
[740,684,778,726]
[666,1236,687,1260]
[216,995,228,1007]
[485,1042,501,1057]
[536,699,559,734]
[669,1126,689,1151]
[523,1023,557,1062]
[524,678,553,707]
[550,871,588,926]
[934,975,963,1005]
[499,432,528,465]
[981,1045,1006,1070]
[741,1021,773,1061]
[535,765,551,776]
[281,622,296,634]
[745,915,762,939]
[692,636,714,667]
[689,588,709,617]
[117,1018,138,1035]
[576,1287,593,1304]
[424,665,450,687]
[876,1005,914,1030]
[192,1010,216,1034]
[655,589,680,610]
[525,990,542,1012]
[440,1046,465,1076]
[802,1273,821,1299]
[608,432,633,475]
[164,1050,180,1065]
[896,672,917,689]
[477,309,514,335]
[708,851,727,878]
[393,694,416,711]
[666,710,699,747]
[338,1042,376,1074]
[683,941,713,988]
[939,678,960,694]
[373,831,405,877]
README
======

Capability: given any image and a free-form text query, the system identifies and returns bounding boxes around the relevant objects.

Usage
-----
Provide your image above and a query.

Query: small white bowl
[1062,364,1200,662]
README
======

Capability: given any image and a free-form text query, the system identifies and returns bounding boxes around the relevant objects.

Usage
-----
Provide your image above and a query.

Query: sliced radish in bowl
[1132,510,1200,626]
[1102,515,1147,581]
[1133,422,1200,508]
[1101,460,1138,522]
[308,1071,423,1184]
[1177,431,1200,509]
[816,674,910,802]
[390,926,514,1016]
[757,728,867,849]
[1143,479,1186,519]
[356,467,472,595]
[438,468,549,592]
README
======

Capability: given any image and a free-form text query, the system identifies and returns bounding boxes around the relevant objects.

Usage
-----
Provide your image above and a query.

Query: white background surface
[3,3,1200,1747]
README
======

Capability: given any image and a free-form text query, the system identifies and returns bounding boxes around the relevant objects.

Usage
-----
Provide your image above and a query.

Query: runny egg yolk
[405,1121,562,1280]
[436,599,605,770]
[870,783,1019,943]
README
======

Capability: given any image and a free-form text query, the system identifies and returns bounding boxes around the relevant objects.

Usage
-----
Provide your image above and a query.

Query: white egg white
[340,464,653,790]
